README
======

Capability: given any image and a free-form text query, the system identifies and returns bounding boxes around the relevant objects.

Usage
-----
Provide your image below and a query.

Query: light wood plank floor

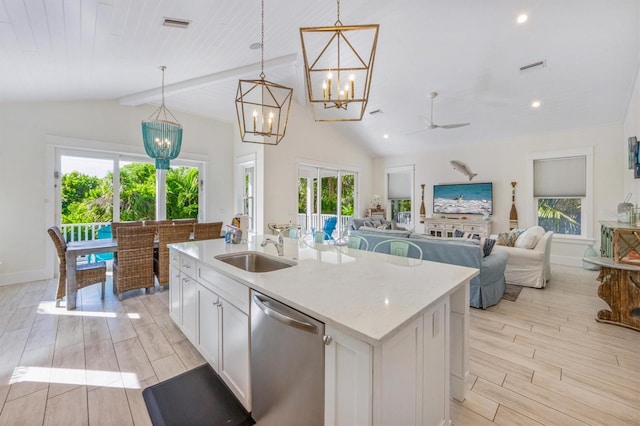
[0,265,638,425]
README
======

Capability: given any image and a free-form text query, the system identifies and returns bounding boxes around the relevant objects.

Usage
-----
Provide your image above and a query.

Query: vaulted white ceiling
[0,0,638,157]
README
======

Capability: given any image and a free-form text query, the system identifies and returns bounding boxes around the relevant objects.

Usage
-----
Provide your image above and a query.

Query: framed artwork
[629,136,637,169]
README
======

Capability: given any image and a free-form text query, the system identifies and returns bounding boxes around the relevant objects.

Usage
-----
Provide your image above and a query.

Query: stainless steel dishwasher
[250,290,325,425]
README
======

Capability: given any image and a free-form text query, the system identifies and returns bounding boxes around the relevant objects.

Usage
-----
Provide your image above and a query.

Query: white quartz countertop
[169,235,478,344]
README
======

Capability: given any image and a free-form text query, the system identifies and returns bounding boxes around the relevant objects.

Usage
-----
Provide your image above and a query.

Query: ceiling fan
[409,92,470,133]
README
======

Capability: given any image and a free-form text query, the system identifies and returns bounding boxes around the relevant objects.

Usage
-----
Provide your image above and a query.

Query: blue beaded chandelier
[141,66,183,169]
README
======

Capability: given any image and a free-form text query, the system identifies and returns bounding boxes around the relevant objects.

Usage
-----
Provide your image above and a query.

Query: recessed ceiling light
[531,100,541,108]
[517,14,528,24]
[383,134,389,139]
[249,42,261,50]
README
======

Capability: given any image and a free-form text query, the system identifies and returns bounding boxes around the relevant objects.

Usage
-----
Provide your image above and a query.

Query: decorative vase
[583,245,600,270]
[509,182,518,230]
[419,184,426,223]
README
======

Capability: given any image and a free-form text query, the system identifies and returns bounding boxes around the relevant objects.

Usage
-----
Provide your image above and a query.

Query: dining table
[65,238,164,310]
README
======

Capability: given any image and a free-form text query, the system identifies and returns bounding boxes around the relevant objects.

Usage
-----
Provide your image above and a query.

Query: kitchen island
[169,235,478,426]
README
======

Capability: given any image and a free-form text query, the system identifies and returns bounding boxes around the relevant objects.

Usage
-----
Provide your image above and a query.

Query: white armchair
[493,231,553,288]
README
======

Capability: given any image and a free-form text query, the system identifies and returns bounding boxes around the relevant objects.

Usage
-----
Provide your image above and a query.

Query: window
[243,165,255,232]
[530,149,592,238]
[386,166,414,225]
[236,154,257,234]
[57,149,203,241]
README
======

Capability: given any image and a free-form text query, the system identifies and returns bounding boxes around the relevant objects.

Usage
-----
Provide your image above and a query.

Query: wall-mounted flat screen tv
[433,182,493,215]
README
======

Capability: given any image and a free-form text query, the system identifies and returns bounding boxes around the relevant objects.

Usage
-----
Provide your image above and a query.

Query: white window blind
[534,156,586,197]
[388,171,411,199]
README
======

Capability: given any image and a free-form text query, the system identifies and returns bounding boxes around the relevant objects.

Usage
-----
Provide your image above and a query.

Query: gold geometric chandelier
[235,0,293,145]
[300,0,379,122]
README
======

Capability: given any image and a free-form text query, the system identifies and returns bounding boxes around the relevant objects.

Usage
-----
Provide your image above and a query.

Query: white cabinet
[168,249,251,411]
[181,274,197,343]
[219,298,250,409]
[169,264,181,324]
[373,297,449,426]
[324,326,372,426]
[169,252,197,342]
[424,218,491,239]
[197,283,220,371]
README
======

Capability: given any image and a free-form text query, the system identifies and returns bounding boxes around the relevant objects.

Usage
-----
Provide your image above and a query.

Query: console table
[582,257,640,332]
[424,218,491,239]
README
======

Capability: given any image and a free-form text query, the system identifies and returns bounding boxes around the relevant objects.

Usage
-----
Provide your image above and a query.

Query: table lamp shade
[141,120,183,169]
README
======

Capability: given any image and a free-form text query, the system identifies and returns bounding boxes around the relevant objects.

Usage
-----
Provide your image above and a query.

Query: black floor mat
[143,364,254,426]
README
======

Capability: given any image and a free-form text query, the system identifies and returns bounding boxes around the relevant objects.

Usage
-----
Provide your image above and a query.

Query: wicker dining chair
[154,223,193,287]
[48,226,107,306]
[113,226,156,300]
[193,222,223,241]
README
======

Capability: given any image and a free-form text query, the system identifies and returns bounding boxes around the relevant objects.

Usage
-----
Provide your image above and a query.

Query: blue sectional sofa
[351,229,509,309]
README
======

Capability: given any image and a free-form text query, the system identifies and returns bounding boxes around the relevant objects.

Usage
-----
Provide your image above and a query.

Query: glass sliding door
[57,148,204,243]
[297,164,358,239]
[60,154,114,242]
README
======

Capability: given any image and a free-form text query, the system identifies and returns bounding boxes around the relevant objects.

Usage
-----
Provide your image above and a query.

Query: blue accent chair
[322,217,337,240]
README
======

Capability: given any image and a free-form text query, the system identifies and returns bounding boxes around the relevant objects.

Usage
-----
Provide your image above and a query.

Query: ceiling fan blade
[437,123,470,129]
[406,126,428,135]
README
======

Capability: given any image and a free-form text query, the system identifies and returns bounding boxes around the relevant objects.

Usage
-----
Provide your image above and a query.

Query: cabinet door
[325,325,372,426]
[169,265,181,325]
[378,316,423,425]
[220,299,251,411]
[197,284,221,371]
[423,300,448,426]
[182,275,197,343]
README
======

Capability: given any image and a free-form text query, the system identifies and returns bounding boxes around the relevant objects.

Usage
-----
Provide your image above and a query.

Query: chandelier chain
[160,65,166,105]
[260,0,265,80]
[335,0,342,25]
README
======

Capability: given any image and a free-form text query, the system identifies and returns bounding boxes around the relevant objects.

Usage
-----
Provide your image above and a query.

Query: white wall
[0,100,234,286]
[234,101,374,234]
[623,65,640,203]
[375,124,624,266]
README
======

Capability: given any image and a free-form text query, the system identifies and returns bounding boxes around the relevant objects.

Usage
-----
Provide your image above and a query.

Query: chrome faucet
[261,231,284,256]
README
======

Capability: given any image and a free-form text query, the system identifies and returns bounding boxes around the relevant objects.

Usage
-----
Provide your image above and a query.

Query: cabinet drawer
[198,264,249,314]
[181,255,197,278]
[170,249,180,266]
[462,224,481,232]
[429,223,445,230]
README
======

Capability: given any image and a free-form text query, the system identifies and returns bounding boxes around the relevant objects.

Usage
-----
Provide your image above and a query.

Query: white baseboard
[0,269,51,286]
[550,254,583,268]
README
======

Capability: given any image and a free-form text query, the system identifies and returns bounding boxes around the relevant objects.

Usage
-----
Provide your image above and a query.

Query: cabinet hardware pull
[323,335,332,345]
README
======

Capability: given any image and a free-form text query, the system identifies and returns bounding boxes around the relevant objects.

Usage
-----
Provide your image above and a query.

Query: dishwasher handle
[252,293,318,334]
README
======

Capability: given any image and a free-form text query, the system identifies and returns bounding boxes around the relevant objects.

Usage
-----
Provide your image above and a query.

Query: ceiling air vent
[162,17,191,29]
[519,60,546,73]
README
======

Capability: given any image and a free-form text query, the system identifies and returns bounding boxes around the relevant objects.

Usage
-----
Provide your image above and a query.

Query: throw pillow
[372,220,382,228]
[350,218,366,230]
[480,237,496,257]
[377,223,392,230]
[515,226,546,249]
[496,231,510,246]
[454,229,464,238]
[363,220,374,228]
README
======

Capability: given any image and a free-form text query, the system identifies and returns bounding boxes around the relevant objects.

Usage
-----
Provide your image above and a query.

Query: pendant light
[300,0,379,122]
[235,0,293,145]
[141,66,183,169]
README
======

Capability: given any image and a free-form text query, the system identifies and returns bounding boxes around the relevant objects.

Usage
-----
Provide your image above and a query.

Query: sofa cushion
[356,227,412,238]
[515,226,546,249]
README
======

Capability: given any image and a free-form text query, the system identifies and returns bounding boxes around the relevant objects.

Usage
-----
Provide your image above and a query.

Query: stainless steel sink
[214,251,295,272]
